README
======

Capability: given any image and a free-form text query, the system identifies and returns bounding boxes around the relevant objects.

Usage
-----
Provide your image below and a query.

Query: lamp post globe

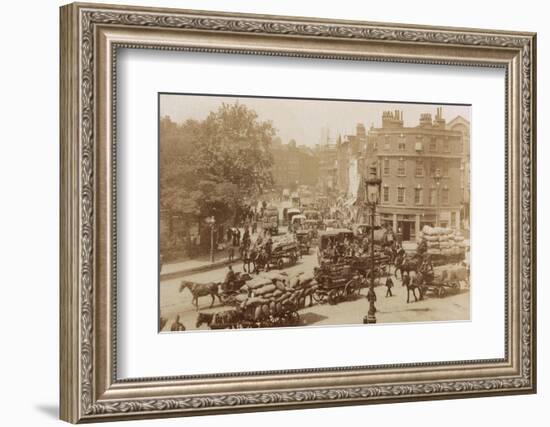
[205,216,216,263]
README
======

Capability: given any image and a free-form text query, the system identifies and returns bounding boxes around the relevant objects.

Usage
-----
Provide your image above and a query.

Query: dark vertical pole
[371,202,375,288]
[210,224,215,263]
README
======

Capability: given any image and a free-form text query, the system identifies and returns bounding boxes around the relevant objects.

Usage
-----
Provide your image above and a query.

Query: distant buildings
[270,139,319,189]
[269,108,470,240]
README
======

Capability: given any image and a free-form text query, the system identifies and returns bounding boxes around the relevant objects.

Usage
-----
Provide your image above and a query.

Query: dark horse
[394,254,420,279]
[195,309,242,329]
[242,248,257,274]
[253,248,270,273]
[179,281,219,310]
[404,272,425,303]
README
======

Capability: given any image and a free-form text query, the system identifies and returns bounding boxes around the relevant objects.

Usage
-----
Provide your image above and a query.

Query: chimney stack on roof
[381,110,404,128]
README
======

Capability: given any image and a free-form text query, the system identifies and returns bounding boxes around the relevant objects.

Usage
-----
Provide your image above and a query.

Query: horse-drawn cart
[258,242,300,271]
[419,265,469,298]
[196,273,318,329]
[313,263,362,305]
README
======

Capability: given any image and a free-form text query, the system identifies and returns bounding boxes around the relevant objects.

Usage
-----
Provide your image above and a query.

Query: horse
[253,249,270,273]
[394,254,420,279]
[195,309,242,329]
[242,248,257,274]
[404,272,424,303]
[179,281,219,310]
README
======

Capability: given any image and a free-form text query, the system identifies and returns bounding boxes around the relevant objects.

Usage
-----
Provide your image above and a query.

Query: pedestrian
[385,276,394,297]
[170,314,186,332]
[226,228,232,243]
[228,245,235,262]
[366,285,377,314]
[236,228,241,246]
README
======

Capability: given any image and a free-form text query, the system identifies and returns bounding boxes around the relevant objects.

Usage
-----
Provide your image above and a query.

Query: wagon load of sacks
[418,226,467,256]
[270,233,299,252]
[433,264,469,282]
[235,271,318,321]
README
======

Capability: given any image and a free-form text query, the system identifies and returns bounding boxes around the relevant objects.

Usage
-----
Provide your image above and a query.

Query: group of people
[320,236,404,265]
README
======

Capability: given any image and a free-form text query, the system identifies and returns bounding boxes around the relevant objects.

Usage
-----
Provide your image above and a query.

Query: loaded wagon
[209,272,318,328]
[295,229,312,255]
[419,264,469,298]
[261,242,300,270]
[312,262,362,305]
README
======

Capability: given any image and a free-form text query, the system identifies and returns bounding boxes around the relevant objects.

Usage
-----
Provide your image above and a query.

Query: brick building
[367,107,469,240]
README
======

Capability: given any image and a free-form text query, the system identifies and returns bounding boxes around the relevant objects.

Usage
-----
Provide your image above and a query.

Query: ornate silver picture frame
[60,2,536,423]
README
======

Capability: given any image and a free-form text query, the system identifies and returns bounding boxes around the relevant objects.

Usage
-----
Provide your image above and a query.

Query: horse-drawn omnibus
[260,206,279,235]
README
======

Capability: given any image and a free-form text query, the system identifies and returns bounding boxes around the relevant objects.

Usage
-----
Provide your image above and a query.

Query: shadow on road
[300,312,329,325]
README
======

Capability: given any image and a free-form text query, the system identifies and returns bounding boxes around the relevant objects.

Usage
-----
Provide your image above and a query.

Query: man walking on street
[385,276,394,297]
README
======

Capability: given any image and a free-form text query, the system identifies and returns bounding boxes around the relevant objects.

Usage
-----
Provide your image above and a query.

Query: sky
[160,93,471,147]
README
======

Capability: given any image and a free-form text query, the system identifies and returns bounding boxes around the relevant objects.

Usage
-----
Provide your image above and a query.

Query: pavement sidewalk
[160,253,241,280]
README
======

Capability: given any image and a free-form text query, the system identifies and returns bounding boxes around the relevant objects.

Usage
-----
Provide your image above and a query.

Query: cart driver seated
[223,265,237,293]
[419,255,434,281]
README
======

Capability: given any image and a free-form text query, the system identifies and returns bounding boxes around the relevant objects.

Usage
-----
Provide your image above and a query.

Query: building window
[430,161,437,177]
[383,159,390,176]
[397,186,405,204]
[451,211,457,227]
[397,159,406,176]
[430,137,437,152]
[442,188,449,204]
[429,188,437,205]
[383,186,389,203]
[443,160,449,177]
[443,139,451,152]
[458,139,464,153]
[414,187,423,205]
[398,140,406,151]
[384,137,390,151]
[415,159,424,177]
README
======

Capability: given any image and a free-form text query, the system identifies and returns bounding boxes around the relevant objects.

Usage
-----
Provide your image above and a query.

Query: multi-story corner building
[367,108,469,240]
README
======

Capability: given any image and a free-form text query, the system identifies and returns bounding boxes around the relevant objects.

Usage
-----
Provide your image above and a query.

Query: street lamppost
[364,165,382,324]
[205,216,216,263]
[434,169,442,227]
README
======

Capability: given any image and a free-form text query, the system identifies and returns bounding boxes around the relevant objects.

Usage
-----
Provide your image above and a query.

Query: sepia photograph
[158,94,471,332]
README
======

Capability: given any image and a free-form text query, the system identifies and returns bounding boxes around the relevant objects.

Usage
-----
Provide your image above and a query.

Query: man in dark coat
[366,285,377,314]
[385,276,394,297]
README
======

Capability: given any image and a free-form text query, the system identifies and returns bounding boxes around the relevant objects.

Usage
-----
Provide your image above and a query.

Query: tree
[160,102,276,226]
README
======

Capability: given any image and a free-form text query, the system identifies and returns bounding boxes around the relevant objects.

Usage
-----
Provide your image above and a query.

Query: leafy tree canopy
[160,102,276,225]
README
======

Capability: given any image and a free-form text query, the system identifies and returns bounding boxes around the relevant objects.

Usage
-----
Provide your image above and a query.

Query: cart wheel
[438,287,447,298]
[313,291,326,304]
[277,258,284,269]
[451,282,460,293]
